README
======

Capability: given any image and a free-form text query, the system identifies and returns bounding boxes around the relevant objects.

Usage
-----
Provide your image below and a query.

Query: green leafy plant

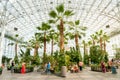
[66,47,82,63]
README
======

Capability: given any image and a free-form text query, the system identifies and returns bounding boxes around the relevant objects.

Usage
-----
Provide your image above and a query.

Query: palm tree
[28,34,42,56]
[49,4,74,53]
[102,34,109,52]
[90,34,98,46]
[8,34,20,64]
[36,22,51,57]
[82,40,88,55]
[49,29,59,55]
[82,40,89,65]
[95,30,109,51]
[68,20,87,51]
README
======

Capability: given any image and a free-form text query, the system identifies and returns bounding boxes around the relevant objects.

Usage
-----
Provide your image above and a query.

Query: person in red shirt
[21,62,26,74]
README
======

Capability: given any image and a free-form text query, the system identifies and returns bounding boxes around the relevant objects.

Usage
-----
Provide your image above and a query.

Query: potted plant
[0,67,3,75]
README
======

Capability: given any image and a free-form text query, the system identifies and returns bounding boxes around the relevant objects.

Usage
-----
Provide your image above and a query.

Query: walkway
[0,67,120,80]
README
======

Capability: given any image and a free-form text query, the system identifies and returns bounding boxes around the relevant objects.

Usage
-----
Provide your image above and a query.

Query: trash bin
[61,66,67,77]
[111,66,117,74]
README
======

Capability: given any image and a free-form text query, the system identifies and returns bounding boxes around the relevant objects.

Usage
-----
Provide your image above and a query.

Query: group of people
[101,59,117,74]
[10,60,26,74]
[70,61,83,73]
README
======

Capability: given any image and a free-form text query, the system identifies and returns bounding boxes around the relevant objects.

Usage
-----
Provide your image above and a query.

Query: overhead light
[106,25,110,28]
[14,27,18,31]
[68,1,71,3]
[50,2,53,4]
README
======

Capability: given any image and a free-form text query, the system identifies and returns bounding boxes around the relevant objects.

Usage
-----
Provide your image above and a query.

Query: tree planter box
[14,67,34,73]
[91,65,109,72]
[91,66,102,72]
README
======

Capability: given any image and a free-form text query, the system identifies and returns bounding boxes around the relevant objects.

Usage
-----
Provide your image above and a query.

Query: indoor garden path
[0,67,120,80]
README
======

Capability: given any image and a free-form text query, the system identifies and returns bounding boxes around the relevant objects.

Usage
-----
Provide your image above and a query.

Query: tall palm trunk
[100,37,102,51]
[75,33,79,51]
[34,43,39,56]
[103,41,106,52]
[60,19,64,53]
[93,40,95,46]
[51,38,54,55]
[15,43,17,56]
[83,43,86,55]
[43,32,46,57]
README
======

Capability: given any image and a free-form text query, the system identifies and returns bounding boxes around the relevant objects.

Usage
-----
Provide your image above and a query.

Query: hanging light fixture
[106,25,110,28]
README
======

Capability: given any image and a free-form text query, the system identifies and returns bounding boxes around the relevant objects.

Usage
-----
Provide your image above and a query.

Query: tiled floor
[0,67,120,80]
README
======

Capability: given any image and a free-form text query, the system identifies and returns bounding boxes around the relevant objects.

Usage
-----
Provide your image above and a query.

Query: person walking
[47,62,51,74]
[11,61,14,73]
[79,61,83,71]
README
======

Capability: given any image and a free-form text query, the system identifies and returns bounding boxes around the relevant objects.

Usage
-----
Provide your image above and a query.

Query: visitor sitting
[70,64,79,73]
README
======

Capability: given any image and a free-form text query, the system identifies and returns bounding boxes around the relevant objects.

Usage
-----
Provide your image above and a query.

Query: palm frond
[66,21,74,26]
[64,10,74,17]
[57,24,60,30]
[48,19,56,23]
[41,22,51,30]
[80,27,87,31]
[36,26,41,30]
[56,4,64,13]
[75,20,80,25]
[8,43,14,46]
[49,10,57,18]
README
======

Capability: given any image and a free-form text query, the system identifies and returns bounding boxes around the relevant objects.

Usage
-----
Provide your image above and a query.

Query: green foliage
[104,52,109,63]
[115,48,120,59]
[115,52,120,59]
[84,54,89,65]
[48,19,55,23]
[2,56,6,64]
[15,34,19,37]
[14,55,19,64]
[66,47,82,63]
[31,53,40,66]
[75,20,80,25]
[49,10,57,18]
[90,45,103,64]
[20,48,32,64]
[2,56,11,64]
[90,46,108,64]
[56,4,64,13]
[0,67,2,72]
[64,10,74,17]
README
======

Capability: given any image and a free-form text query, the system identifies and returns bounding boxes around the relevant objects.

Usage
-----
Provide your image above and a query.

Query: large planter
[91,65,102,72]
[14,66,34,73]
[91,65,109,72]
[61,66,67,77]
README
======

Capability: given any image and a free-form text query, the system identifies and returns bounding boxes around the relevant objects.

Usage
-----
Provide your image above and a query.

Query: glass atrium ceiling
[0,0,120,41]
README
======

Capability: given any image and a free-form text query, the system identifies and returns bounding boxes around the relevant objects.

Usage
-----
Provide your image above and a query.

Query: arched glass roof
[0,0,120,41]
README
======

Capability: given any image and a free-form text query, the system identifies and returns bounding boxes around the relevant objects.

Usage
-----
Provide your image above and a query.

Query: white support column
[0,25,6,66]
[0,0,8,66]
